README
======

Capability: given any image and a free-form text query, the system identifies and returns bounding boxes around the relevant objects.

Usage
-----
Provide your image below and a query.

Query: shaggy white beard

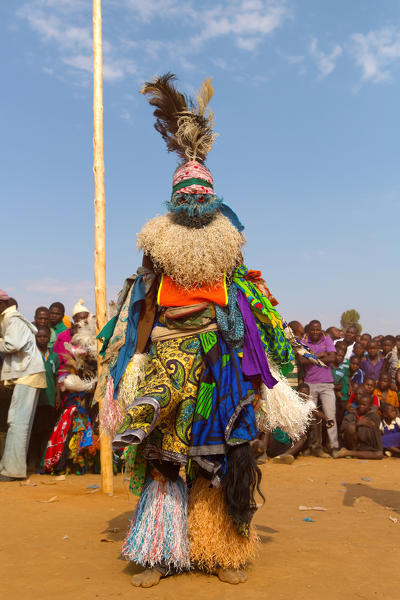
[137,213,245,288]
[256,357,314,440]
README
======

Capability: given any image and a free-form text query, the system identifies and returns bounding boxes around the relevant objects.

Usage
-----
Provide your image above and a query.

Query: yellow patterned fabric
[119,336,203,464]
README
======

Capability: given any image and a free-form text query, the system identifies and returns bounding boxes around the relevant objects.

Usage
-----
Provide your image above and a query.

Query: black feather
[141,73,190,161]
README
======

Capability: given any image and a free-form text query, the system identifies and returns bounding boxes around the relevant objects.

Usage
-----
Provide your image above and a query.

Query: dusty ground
[1,457,399,600]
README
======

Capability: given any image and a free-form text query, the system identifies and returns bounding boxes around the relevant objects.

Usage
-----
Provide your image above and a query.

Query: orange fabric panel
[158,274,228,307]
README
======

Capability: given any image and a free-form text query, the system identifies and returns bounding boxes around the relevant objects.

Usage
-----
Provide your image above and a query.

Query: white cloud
[124,0,195,22]
[350,27,400,84]
[193,1,289,48]
[18,0,137,83]
[19,278,121,320]
[236,36,262,51]
[309,37,342,78]
[120,108,134,124]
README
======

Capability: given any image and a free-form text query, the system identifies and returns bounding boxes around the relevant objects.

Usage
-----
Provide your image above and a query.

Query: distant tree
[340,309,362,334]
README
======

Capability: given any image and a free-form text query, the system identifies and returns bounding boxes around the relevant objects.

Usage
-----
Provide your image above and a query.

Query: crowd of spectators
[0,294,99,481]
[254,320,400,464]
[0,291,399,480]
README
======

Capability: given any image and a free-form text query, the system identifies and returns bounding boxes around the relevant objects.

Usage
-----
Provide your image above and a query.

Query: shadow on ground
[343,483,400,513]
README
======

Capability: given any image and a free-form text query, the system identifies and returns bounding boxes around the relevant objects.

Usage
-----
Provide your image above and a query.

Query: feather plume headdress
[141,72,217,165]
[141,73,222,227]
[140,73,244,232]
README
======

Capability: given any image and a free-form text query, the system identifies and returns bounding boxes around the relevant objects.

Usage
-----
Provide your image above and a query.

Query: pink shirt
[53,329,71,380]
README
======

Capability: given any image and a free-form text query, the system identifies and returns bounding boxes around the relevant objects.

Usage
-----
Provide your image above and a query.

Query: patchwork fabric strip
[190,331,257,461]
[232,264,295,370]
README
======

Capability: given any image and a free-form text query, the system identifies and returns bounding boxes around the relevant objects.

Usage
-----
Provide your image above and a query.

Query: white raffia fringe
[99,353,149,438]
[256,358,314,441]
[63,373,97,392]
[117,353,149,409]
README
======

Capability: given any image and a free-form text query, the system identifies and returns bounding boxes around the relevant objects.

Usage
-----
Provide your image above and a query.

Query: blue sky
[1,0,399,335]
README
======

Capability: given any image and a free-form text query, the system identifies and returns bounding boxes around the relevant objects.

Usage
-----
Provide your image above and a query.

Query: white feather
[256,357,314,440]
[63,373,97,392]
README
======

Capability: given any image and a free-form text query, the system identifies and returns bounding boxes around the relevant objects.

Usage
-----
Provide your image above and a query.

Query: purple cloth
[360,357,383,382]
[302,335,336,384]
[236,288,277,389]
[381,431,400,449]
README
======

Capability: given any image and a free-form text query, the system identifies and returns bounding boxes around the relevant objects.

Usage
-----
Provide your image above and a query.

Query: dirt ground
[1,457,399,600]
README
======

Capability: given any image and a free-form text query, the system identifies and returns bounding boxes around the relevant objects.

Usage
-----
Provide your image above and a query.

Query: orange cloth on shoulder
[157,274,228,307]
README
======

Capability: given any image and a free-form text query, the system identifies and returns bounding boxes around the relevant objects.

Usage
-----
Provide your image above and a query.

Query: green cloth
[272,427,291,445]
[97,315,118,357]
[53,321,68,336]
[48,327,57,350]
[38,350,59,407]
[332,360,350,403]
[232,265,295,371]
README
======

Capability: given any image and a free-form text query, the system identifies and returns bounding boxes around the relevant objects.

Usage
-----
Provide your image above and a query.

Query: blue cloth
[219,202,244,232]
[110,275,146,397]
[214,284,244,348]
[190,332,257,462]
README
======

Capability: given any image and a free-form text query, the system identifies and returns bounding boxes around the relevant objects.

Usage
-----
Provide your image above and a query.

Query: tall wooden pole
[93,0,113,495]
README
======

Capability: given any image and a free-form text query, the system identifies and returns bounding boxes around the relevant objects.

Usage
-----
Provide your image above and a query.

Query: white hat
[72,299,90,317]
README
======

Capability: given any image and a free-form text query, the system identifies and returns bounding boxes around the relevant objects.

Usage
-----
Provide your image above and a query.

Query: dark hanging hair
[223,443,264,534]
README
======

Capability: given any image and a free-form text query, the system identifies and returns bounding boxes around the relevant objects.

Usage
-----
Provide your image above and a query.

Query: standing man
[342,325,358,359]
[0,291,46,481]
[49,302,69,338]
[300,320,339,457]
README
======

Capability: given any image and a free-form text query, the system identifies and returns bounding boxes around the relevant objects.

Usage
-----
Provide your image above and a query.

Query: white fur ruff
[71,316,97,359]
[63,373,97,392]
[256,358,314,440]
[137,213,245,288]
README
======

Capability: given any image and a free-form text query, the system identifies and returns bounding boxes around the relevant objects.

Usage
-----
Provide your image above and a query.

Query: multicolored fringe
[121,475,190,572]
[99,354,149,438]
[256,357,314,440]
[188,476,258,571]
[99,376,123,438]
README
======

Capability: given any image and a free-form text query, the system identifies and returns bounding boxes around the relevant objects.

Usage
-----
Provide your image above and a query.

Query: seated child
[263,427,307,465]
[332,345,350,431]
[347,377,380,411]
[374,373,399,408]
[380,403,400,457]
[334,391,383,459]
[253,383,310,464]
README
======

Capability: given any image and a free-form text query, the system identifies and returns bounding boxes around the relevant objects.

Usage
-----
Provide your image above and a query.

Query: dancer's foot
[256,453,268,465]
[131,568,163,588]
[332,448,349,459]
[217,568,247,584]
[271,454,295,464]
